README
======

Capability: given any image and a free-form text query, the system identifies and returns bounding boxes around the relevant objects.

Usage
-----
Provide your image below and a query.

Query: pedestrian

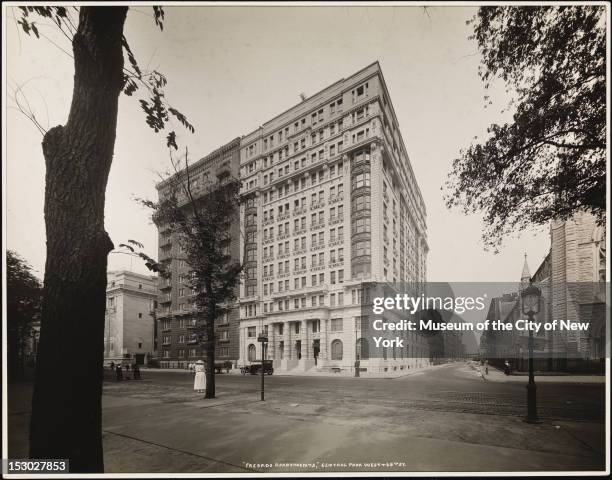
[110,361,115,372]
[115,363,123,381]
[193,359,206,393]
[133,363,141,380]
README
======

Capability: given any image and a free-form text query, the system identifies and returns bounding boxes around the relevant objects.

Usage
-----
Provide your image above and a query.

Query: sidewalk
[273,362,448,379]
[469,362,606,384]
[142,362,450,379]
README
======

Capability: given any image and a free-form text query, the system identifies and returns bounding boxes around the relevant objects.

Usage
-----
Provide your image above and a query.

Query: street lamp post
[521,282,542,423]
[258,334,268,401]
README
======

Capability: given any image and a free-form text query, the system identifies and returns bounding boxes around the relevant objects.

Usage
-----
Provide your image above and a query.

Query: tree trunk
[29,7,128,473]
[205,304,216,399]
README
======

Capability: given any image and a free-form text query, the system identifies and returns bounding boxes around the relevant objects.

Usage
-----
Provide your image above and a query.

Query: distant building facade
[104,271,157,365]
[238,62,429,374]
[482,211,607,373]
[155,138,242,368]
[549,212,606,363]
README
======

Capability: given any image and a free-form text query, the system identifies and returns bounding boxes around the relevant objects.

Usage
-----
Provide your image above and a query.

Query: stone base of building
[250,358,432,376]
[157,359,239,370]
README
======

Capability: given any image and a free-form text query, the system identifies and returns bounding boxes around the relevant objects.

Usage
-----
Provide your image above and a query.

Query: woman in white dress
[193,359,206,393]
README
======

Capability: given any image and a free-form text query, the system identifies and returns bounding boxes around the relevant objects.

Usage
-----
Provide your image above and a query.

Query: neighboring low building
[104,271,158,365]
[481,256,552,371]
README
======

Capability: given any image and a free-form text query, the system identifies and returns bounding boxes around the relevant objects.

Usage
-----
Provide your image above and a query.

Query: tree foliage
[140,153,244,398]
[7,251,42,380]
[445,6,606,250]
[17,6,194,150]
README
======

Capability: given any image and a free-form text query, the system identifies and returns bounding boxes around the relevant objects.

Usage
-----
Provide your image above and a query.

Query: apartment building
[238,62,429,374]
[155,138,242,368]
[104,271,158,365]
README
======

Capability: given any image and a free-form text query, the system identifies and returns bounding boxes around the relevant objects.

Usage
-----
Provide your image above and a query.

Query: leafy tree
[15,6,193,471]
[140,152,244,399]
[445,6,606,250]
[7,251,42,381]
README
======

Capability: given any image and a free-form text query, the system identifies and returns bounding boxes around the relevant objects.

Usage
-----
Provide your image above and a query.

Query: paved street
[8,362,606,474]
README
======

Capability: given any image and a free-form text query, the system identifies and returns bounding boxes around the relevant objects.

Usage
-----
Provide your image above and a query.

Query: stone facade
[549,212,606,364]
[104,271,158,365]
[237,62,429,375]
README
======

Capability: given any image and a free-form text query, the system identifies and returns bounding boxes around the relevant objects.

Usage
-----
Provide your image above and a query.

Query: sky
[5,5,551,282]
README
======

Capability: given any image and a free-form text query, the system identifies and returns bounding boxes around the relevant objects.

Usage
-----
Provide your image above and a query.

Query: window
[247,327,256,338]
[353,172,371,189]
[331,339,343,360]
[352,194,371,212]
[331,318,343,332]
[353,240,371,257]
[248,344,257,362]
[353,217,371,234]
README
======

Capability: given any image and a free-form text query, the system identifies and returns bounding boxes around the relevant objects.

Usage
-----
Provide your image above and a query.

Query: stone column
[268,323,275,360]
[302,320,308,359]
[305,320,314,359]
[284,322,291,359]
[319,319,329,364]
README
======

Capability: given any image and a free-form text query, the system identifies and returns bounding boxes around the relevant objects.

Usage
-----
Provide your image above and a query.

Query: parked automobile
[214,361,233,374]
[240,360,273,375]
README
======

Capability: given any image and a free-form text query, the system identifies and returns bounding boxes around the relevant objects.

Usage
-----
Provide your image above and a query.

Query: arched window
[331,339,343,360]
[356,338,369,360]
[248,344,256,362]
